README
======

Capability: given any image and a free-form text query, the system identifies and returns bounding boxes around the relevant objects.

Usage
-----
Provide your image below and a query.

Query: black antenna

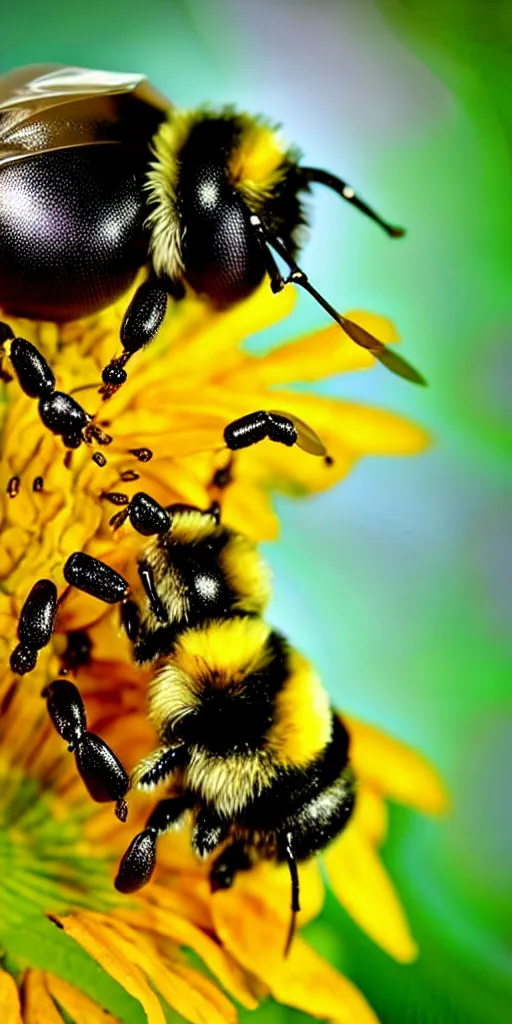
[284,832,300,957]
[300,167,405,238]
[262,229,426,386]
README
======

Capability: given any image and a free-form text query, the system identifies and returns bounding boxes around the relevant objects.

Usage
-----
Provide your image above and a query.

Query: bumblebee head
[148,505,272,623]
[145,108,304,306]
[145,106,414,382]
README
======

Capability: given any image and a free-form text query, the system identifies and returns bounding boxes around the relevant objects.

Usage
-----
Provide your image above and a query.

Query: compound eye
[182,181,265,306]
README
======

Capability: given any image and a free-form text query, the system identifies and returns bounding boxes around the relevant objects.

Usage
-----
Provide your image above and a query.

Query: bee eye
[181,180,265,306]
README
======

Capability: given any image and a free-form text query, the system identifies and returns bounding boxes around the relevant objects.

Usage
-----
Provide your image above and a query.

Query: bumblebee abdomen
[0,146,148,320]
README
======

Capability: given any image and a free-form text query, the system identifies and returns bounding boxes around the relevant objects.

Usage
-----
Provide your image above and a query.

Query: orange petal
[23,971,63,1024]
[58,914,166,1024]
[45,974,119,1024]
[228,311,399,388]
[0,970,23,1024]
[346,716,449,813]
[324,819,418,963]
[213,890,378,1024]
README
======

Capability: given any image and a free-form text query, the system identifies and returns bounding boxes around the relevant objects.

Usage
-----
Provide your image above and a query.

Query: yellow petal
[23,971,63,1024]
[213,890,378,1024]
[355,785,388,845]
[45,974,119,1024]
[346,716,449,813]
[58,914,166,1024]
[171,964,238,1024]
[117,903,258,1009]
[84,914,234,1024]
[227,311,399,388]
[0,970,23,1024]
[324,819,418,963]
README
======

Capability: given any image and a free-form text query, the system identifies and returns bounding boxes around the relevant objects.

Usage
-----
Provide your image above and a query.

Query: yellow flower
[0,283,442,1023]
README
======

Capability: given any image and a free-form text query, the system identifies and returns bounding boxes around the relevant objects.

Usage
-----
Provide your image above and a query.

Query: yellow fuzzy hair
[185,748,276,817]
[219,532,272,614]
[229,118,288,207]
[172,617,273,688]
[145,109,198,280]
[266,648,332,768]
[168,507,219,546]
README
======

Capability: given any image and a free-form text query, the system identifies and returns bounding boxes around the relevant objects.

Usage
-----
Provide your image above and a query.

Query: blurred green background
[1,1,510,1021]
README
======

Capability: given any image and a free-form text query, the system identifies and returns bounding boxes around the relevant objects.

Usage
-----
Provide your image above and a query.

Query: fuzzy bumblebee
[11,492,355,950]
[0,63,423,449]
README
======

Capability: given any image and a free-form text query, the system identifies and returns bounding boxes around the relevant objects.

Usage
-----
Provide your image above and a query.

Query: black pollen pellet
[224,410,269,450]
[121,281,168,354]
[10,338,55,398]
[266,412,297,447]
[115,830,157,893]
[129,492,171,535]
[92,452,107,467]
[33,476,44,492]
[38,391,88,437]
[102,363,127,386]
[74,732,129,803]
[18,579,57,650]
[44,679,86,748]
[10,643,37,675]
[64,552,128,604]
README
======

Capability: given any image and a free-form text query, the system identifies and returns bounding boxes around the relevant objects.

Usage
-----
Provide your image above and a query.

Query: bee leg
[100,277,184,399]
[43,679,129,820]
[191,808,230,860]
[131,744,187,791]
[224,409,329,458]
[10,579,58,676]
[281,831,301,957]
[3,332,90,448]
[115,794,192,893]
[209,841,252,892]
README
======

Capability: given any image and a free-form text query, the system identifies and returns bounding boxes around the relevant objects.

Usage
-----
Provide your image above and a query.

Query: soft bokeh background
[1,1,510,1021]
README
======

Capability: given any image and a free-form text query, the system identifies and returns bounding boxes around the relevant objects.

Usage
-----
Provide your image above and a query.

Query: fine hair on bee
[0,63,425,425]
[10,487,355,953]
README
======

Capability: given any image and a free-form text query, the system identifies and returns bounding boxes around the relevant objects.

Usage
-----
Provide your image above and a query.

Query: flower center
[0,769,115,928]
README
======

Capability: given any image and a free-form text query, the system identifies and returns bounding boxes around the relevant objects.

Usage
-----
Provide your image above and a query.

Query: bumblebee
[0,63,424,448]
[10,491,355,950]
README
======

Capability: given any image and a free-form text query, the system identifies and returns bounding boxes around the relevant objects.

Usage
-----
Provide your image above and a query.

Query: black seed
[64,552,128,604]
[10,338,55,398]
[120,470,139,482]
[32,476,44,492]
[18,579,57,650]
[129,492,170,535]
[129,448,153,463]
[38,391,88,438]
[92,452,107,467]
[10,643,37,675]
[115,830,157,893]
[7,475,20,498]
[103,492,129,506]
[44,679,86,747]
[64,630,92,669]
[74,732,129,803]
